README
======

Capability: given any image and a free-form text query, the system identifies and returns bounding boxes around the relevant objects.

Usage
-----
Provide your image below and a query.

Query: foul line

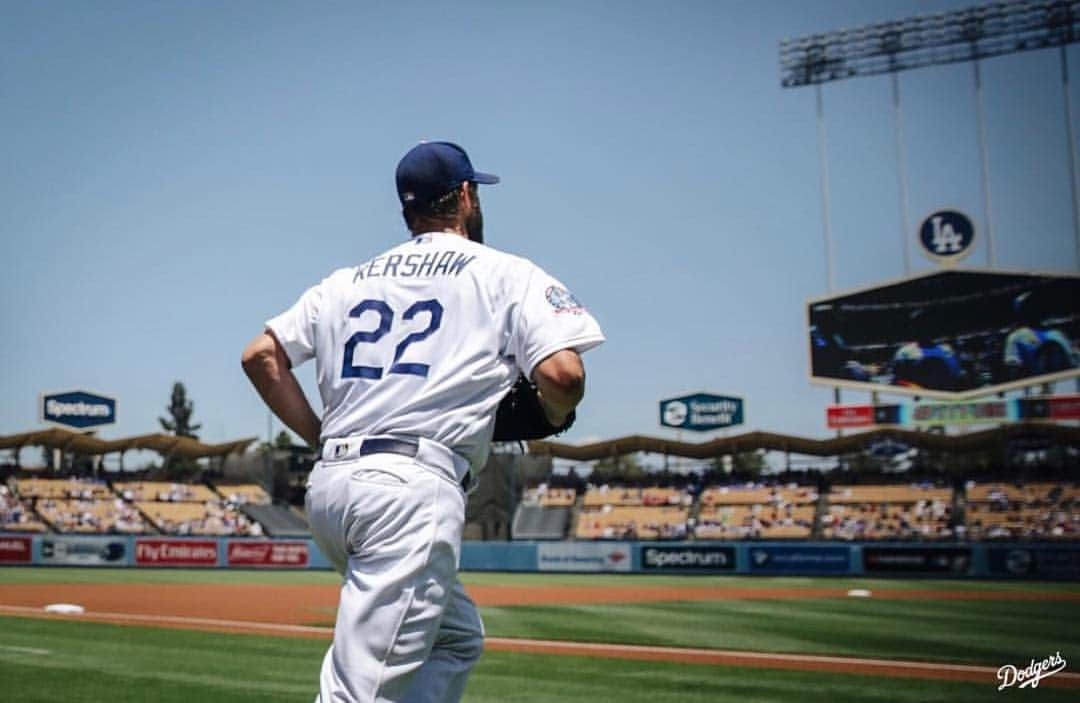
[0,644,52,656]
[0,605,332,637]
[1,604,1078,688]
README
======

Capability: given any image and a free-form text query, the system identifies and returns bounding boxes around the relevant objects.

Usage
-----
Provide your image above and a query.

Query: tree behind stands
[158,381,202,479]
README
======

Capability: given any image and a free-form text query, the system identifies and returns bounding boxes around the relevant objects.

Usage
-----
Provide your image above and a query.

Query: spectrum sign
[40,390,117,430]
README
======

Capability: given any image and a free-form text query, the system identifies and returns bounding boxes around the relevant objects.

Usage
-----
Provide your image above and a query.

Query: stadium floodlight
[780,0,1079,87]
[784,0,1080,409]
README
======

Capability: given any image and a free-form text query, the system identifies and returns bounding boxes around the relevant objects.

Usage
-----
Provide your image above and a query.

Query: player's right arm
[242,330,321,447]
[245,277,331,448]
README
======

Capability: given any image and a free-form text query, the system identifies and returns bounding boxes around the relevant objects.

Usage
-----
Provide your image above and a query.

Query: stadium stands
[695,504,815,539]
[510,485,575,539]
[582,485,643,508]
[821,484,954,540]
[5,471,1077,543]
[113,481,219,503]
[35,497,150,534]
[5,476,272,537]
[137,500,263,536]
[576,484,691,540]
[700,484,818,507]
[536,487,576,508]
[695,483,817,539]
[113,480,266,536]
[213,483,272,505]
[240,503,310,538]
[512,504,572,540]
[17,477,113,500]
[576,506,689,540]
[0,485,47,532]
[964,481,1078,539]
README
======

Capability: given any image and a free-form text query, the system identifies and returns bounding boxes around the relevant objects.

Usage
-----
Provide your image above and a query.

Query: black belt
[355,437,472,491]
[357,437,419,458]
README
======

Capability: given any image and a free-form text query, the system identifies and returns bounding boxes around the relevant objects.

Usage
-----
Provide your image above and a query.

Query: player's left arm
[241,330,321,447]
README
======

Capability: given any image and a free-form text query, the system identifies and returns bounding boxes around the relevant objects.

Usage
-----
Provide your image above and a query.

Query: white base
[44,603,85,615]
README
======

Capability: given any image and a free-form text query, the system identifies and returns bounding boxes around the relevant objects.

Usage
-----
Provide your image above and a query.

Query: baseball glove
[492,375,575,441]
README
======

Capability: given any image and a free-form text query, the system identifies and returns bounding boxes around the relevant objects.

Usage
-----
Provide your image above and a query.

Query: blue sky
[2,1,1078,466]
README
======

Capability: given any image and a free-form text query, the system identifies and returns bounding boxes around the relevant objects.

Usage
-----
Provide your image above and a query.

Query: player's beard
[465,201,484,244]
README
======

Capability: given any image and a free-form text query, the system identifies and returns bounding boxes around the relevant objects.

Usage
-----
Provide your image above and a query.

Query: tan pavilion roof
[526,423,1080,460]
[0,428,256,459]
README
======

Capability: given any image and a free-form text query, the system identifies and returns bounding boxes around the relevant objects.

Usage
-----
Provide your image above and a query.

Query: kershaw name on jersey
[354,250,476,280]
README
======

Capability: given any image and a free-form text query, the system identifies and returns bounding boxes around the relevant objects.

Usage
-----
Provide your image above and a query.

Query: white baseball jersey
[267,231,604,469]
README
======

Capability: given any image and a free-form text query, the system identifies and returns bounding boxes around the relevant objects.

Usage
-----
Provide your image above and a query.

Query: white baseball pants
[306,439,483,703]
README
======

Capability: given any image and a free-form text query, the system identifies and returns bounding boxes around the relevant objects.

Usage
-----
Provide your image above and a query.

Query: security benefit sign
[660,393,744,432]
[41,390,117,430]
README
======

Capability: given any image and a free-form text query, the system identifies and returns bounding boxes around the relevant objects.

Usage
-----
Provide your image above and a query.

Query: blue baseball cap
[396,141,500,206]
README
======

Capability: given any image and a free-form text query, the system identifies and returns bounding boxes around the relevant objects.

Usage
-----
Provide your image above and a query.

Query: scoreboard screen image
[807,270,1080,399]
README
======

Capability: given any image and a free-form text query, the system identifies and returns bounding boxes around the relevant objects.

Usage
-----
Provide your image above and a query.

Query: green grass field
[1,568,1077,702]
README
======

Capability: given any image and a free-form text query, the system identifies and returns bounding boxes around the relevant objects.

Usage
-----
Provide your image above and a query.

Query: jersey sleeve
[508,263,605,378]
[265,281,324,368]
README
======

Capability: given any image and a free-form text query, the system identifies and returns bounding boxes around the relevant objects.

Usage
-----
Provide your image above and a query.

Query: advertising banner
[748,545,850,574]
[988,547,1080,579]
[226,540,309,568]
[537,542,632,572]
[826,404,902,429]
[135,538,218,567]
[660,393,744,431]
[640,545,735,572]
[459,542,538,572]
[1049,395,1080,420]
[906,400,1012,426]
[863,547,972,574]
[40,536,126,565]
[827,396,1080,429]
[40,390,117,430]
[826,405,875,429]
[0,535,33,564]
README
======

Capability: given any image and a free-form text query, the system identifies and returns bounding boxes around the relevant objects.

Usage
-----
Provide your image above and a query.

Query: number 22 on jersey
[341,298,443,380]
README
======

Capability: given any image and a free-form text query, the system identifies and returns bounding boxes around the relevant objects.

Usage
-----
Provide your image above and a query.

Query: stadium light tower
[780,0,1080,278]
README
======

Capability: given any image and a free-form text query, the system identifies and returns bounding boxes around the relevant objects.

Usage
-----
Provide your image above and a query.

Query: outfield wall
[1,533,1078,579]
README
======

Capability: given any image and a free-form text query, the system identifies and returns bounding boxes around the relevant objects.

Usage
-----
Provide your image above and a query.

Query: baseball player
[241,141,604,703]
[1003,292,1078,379]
